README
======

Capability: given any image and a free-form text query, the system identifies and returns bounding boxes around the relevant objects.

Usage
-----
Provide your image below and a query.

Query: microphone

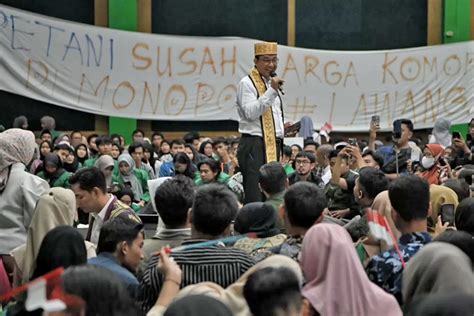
[270,72,285,95]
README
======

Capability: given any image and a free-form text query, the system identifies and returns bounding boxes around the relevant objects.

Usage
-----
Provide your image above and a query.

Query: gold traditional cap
[254,42,278,56]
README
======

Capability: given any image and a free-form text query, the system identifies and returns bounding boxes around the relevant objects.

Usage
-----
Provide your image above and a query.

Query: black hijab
[43,153,66,185]
[164,295,232,316]
[75,143,89,165]
[31,226,87,280]
[234,202,280,238]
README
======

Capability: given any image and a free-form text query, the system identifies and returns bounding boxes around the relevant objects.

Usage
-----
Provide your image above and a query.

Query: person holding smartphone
[370,118,414,180]
[414,144,452,185]
[452,118,474,165]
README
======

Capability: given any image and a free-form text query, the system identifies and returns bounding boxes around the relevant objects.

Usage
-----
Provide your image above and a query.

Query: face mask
[421,156,435,169]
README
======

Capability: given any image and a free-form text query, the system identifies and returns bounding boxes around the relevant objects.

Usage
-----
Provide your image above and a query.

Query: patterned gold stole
[248,67,278,162]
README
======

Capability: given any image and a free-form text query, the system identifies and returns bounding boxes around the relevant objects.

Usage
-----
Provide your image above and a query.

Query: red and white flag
[0,267,84,313]
[366,209,394,248]
[367,208,406,267]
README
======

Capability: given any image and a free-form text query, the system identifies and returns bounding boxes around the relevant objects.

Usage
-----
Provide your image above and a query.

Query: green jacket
[194,172,230,186]
[283,164,295,176]
[37,170,71,189]
[112,169,151,202]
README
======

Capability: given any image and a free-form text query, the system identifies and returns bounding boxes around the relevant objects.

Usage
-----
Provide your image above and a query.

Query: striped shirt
[137,239,255,312]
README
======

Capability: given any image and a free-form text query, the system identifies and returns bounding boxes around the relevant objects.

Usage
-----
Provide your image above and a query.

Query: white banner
[1,5,473,131]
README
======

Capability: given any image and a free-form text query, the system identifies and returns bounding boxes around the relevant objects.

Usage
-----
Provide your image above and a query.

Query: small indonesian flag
[0,267,84,313]
[366,209,406,268]
[367,209,394,248]
[319,122,333,140]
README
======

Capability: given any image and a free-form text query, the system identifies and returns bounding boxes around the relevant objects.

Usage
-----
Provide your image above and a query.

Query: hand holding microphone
[270,72,285,95]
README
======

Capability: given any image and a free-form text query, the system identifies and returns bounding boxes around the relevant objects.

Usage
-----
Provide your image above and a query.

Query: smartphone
[393,120,402,140]
[440,204,455,226]
[452,131,461,139]
[439,158,447,167]
[371,115,380,127]
[348,138,358,146]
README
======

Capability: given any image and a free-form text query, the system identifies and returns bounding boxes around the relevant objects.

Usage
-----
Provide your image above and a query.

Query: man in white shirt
[70,167,141,244]
[236,42,285,203]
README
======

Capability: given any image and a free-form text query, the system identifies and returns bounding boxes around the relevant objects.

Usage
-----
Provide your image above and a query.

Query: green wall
[108,0,138,144]
[444,0,471,135]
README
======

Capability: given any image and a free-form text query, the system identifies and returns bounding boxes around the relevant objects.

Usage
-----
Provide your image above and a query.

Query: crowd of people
[0,114,474,316]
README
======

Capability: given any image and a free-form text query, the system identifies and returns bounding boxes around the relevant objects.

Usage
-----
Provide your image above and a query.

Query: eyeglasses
[260,57,279,64]
[295,160,311,166]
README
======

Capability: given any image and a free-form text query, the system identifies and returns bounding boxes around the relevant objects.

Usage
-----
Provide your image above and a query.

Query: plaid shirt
[366,232,432,304]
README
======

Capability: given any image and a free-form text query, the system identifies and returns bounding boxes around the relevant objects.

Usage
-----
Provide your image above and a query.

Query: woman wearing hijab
[0,129,49,276]
[63,149,81,173]
[415,144,450,185]
[10,187,95,284]
[75,143,89,165]
[405,292,474,316]
[429,118,452,148]
[429,184,458,232]
[301,224,401,316]
[36,153,71,188]
[402,242,474,310]
[95,154,116,192]
[30,140,53,175]
[114,153,151,208]
[12,115,28,129]
[233,202,286,259]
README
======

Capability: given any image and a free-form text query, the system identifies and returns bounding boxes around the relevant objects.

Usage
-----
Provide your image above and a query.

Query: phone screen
[393,120,402,140]
[453,132,461,139]
[440,204,455,226]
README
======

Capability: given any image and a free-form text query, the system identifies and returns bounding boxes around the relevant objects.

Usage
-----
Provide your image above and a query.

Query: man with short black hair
[354,167,389,208]
[362,149,384,169]
[262,182,327,261]
[129,142,155,179]
[138,184,255,313]
[70,167,141,244]
[142,176,194,263]
[303,140,319,156]
[159,140,187,177]
[88,218,144,297]
[289,152,323,187]
[70,131,83,147]
[213,138,238,175]
[372,118,414,179]
[83,136,114,167]
[132,129,145,143]
[259,162,288,230]
[366,175,432,303]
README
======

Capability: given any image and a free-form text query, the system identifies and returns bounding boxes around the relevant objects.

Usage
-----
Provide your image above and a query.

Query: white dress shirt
[321,165,332,185]
[90,194,115,245]
[236,75,284,138]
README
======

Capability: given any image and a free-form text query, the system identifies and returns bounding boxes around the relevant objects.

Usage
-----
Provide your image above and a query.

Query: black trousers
[237,135,281,204]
